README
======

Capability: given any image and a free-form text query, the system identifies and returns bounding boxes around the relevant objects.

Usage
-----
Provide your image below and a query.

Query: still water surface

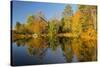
[12,37,97,66]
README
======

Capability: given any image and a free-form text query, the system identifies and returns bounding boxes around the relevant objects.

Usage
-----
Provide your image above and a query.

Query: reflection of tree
[59,38,97,62]
[13,37,48,61]
[27,45,48,62]
[78,40,97,61]
[71,38,97,62]
[13,33,97,62]
[47,20,60,52]
[15,40,25,47]
[24,37,48,61]
[48,36,59,52]
[60,38,73,62]
[14,38,31,47]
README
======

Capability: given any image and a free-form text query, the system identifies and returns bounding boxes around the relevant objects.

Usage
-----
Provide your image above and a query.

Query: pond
[11,37,97,66]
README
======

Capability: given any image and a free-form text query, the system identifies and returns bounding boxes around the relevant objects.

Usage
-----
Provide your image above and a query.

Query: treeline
[12,5,97,40]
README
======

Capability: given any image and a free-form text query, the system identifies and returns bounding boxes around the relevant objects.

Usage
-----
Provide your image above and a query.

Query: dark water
[11,37,97,66]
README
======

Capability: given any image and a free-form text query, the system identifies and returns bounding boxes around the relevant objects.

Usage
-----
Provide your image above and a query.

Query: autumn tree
[24,12,48,35]
[61,5,73,33]
[78,5,97,40]
[25,15,35,34]
[78,5,97,31]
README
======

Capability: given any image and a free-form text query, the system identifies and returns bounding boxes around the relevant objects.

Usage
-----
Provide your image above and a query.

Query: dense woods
[12,5,97,41]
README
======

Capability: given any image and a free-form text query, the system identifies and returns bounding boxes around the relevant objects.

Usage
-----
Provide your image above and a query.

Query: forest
[12,5,97,41]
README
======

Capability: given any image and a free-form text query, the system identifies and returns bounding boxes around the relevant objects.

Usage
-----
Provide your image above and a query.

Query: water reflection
[12,36,97,65]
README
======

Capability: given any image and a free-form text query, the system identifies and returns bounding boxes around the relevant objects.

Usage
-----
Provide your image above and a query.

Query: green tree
[27,15,35,24]
[62,5,73,33]
[48,19,58,38]
[63,5,73,17]
[15,22,21,32]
